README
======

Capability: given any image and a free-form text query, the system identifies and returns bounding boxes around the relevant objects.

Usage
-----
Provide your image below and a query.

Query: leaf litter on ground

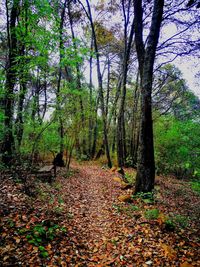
[0,161,200,266]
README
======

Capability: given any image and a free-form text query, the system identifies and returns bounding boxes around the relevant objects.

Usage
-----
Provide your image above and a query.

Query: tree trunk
[134,0,164,193]
[88,38,93,157]
[106,55,110,118]
[85,0,112,168]
[2,0,20,165]
[91,94,100,158]
[130,70,140,166]
[56,0,68,155]
[15,80,26,151]
[15,1,28,152]
[117,3,135,168]
[68,2,87,156]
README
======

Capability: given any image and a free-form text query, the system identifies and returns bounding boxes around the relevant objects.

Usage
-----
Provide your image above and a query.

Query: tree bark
[134,0,164,193]
[88,37,93,157]
[117,1,135,168]
[130,70,140,166]
[85,0,112,168]
[56,0,68,154]
[2,0,20,165]
[15,0,28,152]
[67,2,87,156]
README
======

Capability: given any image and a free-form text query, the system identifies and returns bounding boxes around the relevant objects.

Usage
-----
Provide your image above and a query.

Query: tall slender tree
[78,0,112,167]
[117,0,135,168]
[2,0,20,165]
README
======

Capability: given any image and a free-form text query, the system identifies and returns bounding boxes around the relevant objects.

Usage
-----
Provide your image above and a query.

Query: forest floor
[0,161,200,266]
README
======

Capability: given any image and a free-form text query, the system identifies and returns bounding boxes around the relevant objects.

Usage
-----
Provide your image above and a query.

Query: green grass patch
[144,209,159,220]
[171,214,189,228]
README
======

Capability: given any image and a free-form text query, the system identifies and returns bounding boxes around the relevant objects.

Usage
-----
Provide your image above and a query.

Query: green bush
[154,116,200,179]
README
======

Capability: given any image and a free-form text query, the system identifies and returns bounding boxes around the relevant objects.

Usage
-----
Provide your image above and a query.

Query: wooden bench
[37,165,56,183]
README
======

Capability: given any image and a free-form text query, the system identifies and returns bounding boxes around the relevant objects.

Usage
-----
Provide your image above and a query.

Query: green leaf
[40,251,49,258]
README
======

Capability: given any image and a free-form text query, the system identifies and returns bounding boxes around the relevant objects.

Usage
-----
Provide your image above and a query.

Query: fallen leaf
[180,263,193,267]
[118,194,132,202]
[161,244,176,260]
[113,177,122,183]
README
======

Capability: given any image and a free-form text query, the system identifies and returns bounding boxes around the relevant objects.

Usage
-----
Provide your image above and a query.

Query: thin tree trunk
[2,0,20,165]
[68,2,87,156]
[56,0,68,154]
[91,94,100,158]
[15,80,26,151]
[112,109,117,153]
[85,0,112,168]
[106,55,110,118]
[130,70,140,166]
[88,37,93,156]
[15,0,28,152]
[117,1,135,168]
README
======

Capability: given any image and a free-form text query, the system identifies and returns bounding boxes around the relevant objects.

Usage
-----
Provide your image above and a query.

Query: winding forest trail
[1,161,200,266]
[59,161,129,265]
[54,162,200,266]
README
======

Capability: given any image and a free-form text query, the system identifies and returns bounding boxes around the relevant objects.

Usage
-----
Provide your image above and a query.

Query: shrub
[154,116,200,179]
[190,181,200,195]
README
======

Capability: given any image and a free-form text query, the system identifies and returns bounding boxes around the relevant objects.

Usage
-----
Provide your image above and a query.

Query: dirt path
[59,162,127,264]
[1,162,200,266]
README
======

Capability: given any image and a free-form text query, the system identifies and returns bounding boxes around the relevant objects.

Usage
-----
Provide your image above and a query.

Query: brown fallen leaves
[0,161,200,266]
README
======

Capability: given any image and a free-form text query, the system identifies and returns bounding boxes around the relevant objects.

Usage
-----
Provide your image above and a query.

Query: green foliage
[154,115,200,179]
[112,204,122,214]
[23,221,66,257]
[124,172,136,184]
[190,181,200,195]
[144,209,159,220]
[132,192,155,204]
[164,219,175,231]
[129,205,140,211]
[7,218,15,228]
[171,214,189,228]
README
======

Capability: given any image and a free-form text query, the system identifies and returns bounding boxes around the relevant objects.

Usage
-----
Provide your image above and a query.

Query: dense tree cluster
[0,0,199,192]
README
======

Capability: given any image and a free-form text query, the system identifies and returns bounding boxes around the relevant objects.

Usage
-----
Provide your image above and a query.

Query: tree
[134,0,164,193]
[1,0,20,165]
[78,0,112,167]
[117,0,135,168]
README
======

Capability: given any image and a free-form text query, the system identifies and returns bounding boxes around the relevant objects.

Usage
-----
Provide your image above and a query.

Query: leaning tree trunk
[134,0,164,193]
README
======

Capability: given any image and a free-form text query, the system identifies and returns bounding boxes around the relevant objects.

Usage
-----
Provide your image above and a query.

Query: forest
[0,0,200,266]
